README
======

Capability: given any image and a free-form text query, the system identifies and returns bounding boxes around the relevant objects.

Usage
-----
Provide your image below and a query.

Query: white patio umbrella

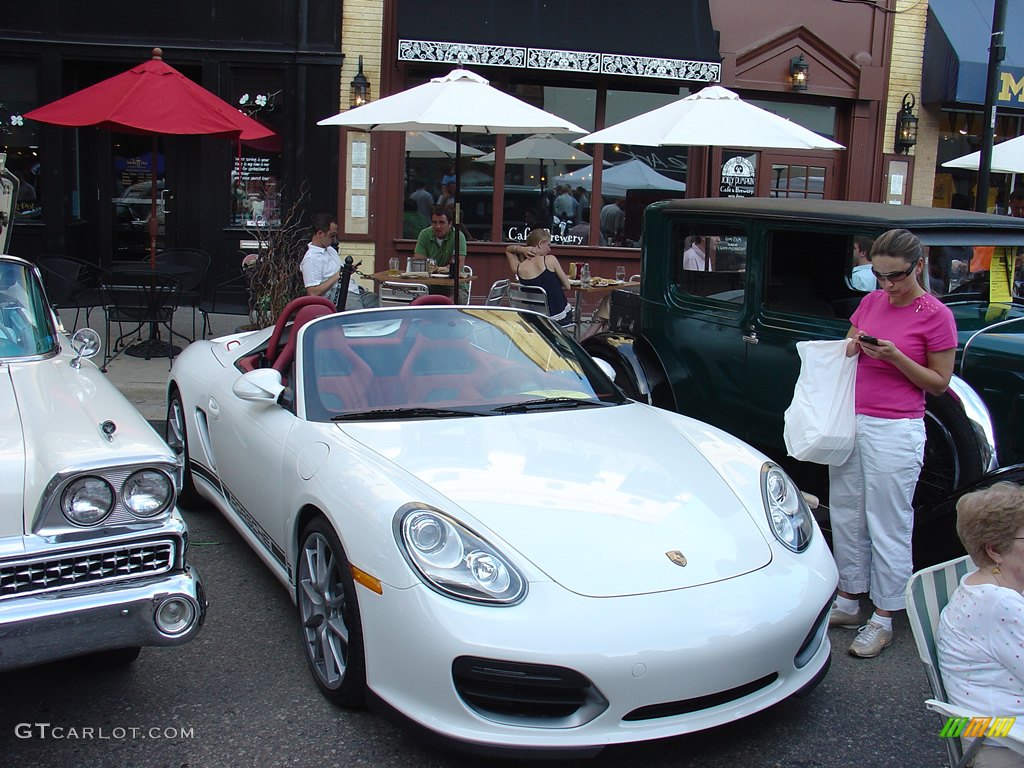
[405,130,484,159]
[477,133,592,193]
[319,68,585,295]
[941,134,1024,174]
[553,159,686,197]
[577,85,843,196]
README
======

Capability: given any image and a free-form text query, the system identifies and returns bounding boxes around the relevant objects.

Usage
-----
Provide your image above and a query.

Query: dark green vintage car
[584,199,1024,565]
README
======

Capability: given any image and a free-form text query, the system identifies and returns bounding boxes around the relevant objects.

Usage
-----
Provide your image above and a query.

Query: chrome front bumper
[0,565,206,671]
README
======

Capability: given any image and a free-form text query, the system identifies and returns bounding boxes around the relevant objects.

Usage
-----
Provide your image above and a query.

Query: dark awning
[924,0,1024,109]
[396,0,721,84]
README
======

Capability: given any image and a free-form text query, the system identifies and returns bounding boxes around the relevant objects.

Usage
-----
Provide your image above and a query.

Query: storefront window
[112,134,164,259]
[0,58,44,222]
[229,68,283,228]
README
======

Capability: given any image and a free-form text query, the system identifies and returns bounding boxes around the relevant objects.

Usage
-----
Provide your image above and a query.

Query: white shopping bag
[783,339,857,466]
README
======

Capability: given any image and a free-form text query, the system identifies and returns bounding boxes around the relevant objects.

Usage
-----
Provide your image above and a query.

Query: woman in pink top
[828,229,958,658]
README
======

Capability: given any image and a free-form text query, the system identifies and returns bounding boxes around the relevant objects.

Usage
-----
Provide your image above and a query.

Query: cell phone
[859,334,879,346]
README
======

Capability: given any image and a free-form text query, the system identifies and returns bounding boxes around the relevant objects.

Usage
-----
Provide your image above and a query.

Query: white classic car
[0,254,205,671]
[167,296,837,757]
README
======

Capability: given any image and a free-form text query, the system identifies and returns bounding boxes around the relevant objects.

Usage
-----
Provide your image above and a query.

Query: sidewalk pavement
[75,307,244,423]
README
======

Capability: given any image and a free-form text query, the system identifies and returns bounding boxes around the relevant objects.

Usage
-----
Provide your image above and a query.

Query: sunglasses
[871,257,919,283]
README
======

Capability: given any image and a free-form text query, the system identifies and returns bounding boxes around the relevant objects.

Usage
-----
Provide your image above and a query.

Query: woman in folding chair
[937,482,1024,768]
[505,227,573,328]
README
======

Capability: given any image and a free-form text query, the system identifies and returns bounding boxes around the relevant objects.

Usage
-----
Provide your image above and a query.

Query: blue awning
[924,0,1024,109]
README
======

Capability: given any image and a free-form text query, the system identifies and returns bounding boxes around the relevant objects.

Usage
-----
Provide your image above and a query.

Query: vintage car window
[671,223,748,309]
[300,308,625,421]
[927,243,1022,301]
[764,228,850,319]
[0,261,57,356]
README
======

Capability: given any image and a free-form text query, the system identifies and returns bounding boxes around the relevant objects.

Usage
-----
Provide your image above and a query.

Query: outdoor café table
[568,278,639,336]
[108,262,191,357]
[369,270,477,300]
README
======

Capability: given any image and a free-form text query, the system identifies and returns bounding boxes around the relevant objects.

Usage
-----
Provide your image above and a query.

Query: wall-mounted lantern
[789,55,809,91]
[895,93,918,154]
[350,55,370,109]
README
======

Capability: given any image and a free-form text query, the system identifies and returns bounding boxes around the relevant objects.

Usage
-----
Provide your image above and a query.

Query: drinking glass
[426,257,438,273]
[615,265,626,282]
[388,257,400,274]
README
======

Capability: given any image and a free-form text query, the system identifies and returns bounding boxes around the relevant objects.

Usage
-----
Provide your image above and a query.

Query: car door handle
[742,330,759,344]
[208,398,219,418]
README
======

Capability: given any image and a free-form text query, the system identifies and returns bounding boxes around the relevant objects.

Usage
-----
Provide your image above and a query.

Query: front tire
[166,387,201,509]
[296,518,367,708]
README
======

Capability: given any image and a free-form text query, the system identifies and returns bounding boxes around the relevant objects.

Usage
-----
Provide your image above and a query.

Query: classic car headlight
[122,470,174,518]
[61,476,115,526]
[761,463,813,552]
[398,508,526,605]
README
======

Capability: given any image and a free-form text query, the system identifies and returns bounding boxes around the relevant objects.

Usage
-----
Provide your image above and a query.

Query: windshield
[298,307,627,422]
[0,260,58,358]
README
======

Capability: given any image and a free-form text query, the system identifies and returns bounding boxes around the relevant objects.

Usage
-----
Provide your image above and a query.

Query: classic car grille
[452,656,606,723]
[0,540,176,600]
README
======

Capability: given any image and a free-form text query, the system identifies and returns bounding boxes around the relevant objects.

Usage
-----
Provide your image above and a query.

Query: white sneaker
[848,622,893,658]
[828,603,861,629]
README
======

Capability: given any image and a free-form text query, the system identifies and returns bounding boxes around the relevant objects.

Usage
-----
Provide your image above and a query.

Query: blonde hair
[526,228,551,247]
[955,482,1024,567]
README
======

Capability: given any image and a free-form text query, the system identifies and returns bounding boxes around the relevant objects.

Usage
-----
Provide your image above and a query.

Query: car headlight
[761,463,814,552]
[61,476,115,526]
[397,508,526,605]
[122,470,174,518]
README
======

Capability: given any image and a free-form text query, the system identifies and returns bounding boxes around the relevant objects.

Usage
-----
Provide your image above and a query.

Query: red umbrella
[25,47,275,264]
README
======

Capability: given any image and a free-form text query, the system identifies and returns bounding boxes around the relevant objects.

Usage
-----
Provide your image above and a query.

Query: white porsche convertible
[167,296,838,757]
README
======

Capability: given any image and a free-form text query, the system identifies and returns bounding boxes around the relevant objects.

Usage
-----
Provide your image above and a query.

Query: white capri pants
[828,414,926,612]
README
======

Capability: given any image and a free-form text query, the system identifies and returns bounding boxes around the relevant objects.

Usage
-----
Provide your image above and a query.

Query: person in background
[553,185,576,223]
[574,186,590,221]
[414,205,468,303]
[409,178,434,220]
[505,228,573,328]
[567,208,604,246]
[938,482,1024,768]
[300,213,343,306]
[300,213,377,310]
[828,229,958,658]
[1009,188,1024,219]
[683,235,708,271]
[850,235,877,291]
[599,197,626,243]
[436,174,457,207]
[402,198,428,239]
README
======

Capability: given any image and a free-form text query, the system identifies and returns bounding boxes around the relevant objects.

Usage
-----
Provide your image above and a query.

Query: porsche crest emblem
[666,550,688,567]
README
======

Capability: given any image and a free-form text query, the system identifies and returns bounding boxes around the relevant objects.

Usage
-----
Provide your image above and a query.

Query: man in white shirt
[683,235,707,271]
[849,235,877,291]
[300,213,377,310]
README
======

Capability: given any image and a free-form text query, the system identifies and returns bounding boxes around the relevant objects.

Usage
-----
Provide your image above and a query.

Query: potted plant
[240,189,308,330]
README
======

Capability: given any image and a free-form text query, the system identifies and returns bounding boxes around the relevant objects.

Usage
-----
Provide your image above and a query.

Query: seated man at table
[414,205,468,303]
[301,212,378,310]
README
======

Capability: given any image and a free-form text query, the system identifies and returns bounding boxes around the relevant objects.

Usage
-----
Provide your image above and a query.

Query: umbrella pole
[453,126,462,302]
[149,135,159,267]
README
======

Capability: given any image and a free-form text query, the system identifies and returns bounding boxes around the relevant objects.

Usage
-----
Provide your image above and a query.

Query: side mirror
[69,328,101,369]
[232,368,285,403]
[593,357,616,382]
